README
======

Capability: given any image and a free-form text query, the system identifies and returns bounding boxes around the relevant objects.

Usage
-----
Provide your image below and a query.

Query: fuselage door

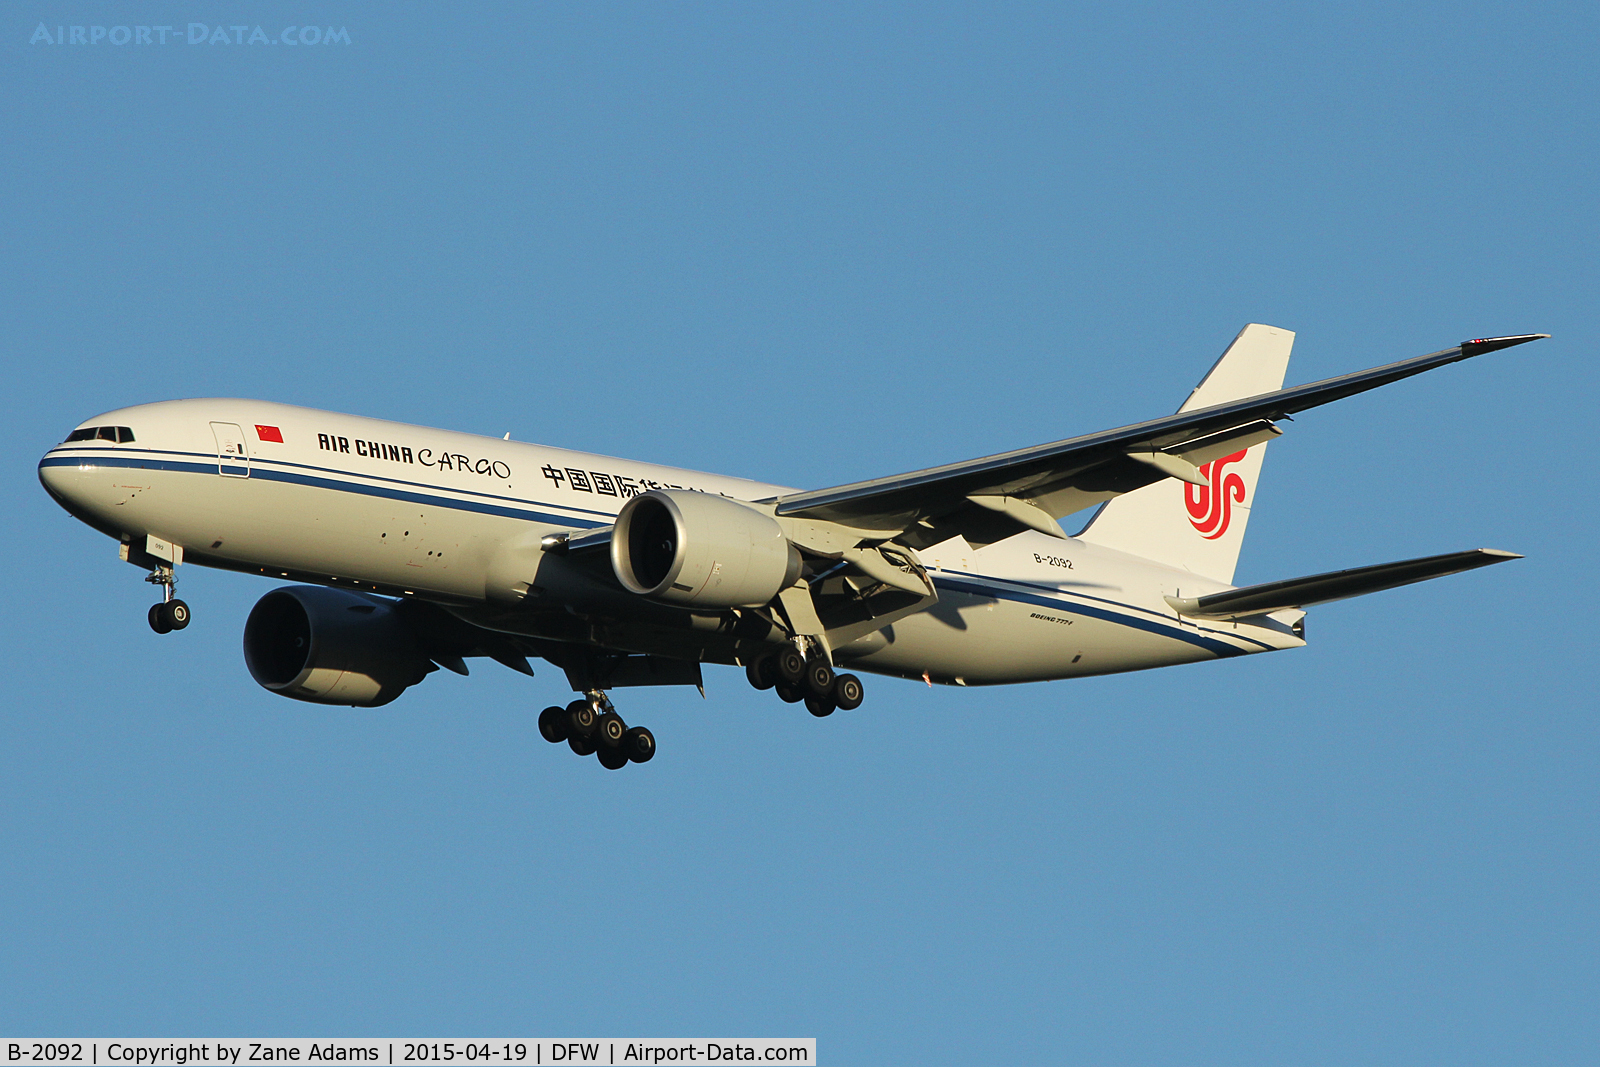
[211,422,250,477]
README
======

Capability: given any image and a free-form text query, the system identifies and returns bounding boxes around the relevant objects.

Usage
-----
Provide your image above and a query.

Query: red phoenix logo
[1185,449,1248,539]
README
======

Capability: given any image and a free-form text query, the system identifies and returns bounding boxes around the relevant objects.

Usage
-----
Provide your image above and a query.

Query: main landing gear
[745,648,864,718]
[537,690,656,770]
[145,564,191,634]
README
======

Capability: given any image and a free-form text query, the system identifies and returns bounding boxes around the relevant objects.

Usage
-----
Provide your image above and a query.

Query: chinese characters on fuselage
[541,464,701,498]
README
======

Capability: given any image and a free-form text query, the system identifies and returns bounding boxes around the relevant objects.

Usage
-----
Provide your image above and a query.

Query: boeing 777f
[38,326,1544,768]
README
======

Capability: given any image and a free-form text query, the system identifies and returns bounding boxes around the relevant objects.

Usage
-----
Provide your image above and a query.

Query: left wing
[770,334,1546,544]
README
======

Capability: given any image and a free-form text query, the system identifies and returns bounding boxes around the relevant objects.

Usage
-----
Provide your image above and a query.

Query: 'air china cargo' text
[317,433,511,480]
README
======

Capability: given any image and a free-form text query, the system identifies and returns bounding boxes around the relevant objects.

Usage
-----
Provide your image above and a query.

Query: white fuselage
[38,399,1304,687]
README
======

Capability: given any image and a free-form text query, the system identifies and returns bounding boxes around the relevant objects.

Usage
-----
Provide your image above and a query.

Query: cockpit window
[63,426,135,444]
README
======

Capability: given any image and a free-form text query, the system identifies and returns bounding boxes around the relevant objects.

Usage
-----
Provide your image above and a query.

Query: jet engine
[243,585,432,707]
[611,490,800,608]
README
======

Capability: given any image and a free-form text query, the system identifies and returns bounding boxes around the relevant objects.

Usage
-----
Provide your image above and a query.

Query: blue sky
[2,3,1595,1063]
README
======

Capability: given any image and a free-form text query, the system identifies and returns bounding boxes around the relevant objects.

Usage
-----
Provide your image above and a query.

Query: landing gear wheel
[833,673,864,711]
[148,603,173,634]
[596,711,627,748]
[166,599,191,630]
[624,726,656,763]
[596,746,629,770]
[568,733,598,756]
[538,706,570,743]
[775,681,805,703]
[745,656,777,691]
[804,659,835,698]
[567,700,597,739]
[804,695,836,718]
[776,648,807,685]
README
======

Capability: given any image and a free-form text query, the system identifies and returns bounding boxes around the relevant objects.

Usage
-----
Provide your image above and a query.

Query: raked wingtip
[1459,334,1550,358]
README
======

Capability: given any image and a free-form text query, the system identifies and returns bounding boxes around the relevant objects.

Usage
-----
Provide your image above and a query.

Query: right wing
[770,334,1547,545]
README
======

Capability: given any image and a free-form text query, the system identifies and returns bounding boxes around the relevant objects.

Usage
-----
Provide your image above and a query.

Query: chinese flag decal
[255,425,284,443]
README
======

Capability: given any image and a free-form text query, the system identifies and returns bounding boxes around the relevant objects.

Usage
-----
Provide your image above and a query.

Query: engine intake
[611,490,800,608]
[243,585,432,707]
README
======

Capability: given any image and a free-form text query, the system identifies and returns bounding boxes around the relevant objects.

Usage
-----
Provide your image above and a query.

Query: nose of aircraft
[38,421,128,529]
[39,438,95,516]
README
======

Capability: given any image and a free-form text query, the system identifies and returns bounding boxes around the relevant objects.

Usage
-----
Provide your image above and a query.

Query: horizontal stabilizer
[1165,548,1522,620]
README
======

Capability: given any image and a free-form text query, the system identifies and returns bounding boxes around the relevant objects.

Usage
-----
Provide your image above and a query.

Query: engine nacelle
[611,490,800,608]
[243,585,432,707]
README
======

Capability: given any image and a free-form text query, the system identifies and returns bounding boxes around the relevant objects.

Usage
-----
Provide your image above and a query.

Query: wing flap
[966,493,1072,537]
[1160,418,1283,466]
[1164,548,1522,620]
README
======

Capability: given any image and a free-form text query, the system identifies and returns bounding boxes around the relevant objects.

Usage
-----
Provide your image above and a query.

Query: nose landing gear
[145,564,191,634]
[538,690,656,769]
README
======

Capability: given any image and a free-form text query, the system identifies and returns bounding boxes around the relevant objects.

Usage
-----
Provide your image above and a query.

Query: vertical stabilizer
[1077,324,1294,583]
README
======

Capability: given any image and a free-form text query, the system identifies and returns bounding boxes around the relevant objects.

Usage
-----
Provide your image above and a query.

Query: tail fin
[1077,323,1294,583]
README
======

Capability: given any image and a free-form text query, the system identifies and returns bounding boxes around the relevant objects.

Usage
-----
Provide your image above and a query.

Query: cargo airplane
[39,326,1544,768]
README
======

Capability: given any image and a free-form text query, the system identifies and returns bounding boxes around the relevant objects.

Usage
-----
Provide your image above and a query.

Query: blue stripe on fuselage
[932,575,1251,658]
[934,567,1279,653]
[38,451,609,529]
